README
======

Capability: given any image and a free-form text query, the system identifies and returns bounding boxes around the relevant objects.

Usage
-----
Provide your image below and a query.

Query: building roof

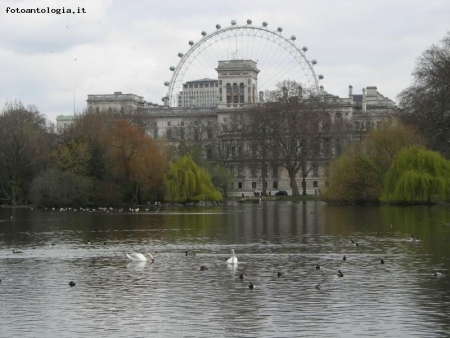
[56,115,77,121]
[185,78,218,84]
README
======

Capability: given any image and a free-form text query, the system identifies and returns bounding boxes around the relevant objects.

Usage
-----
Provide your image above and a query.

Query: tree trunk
[301,175,307,196]
[289,171,299,196]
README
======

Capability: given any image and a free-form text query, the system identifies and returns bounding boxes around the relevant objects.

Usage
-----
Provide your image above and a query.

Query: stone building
[178,78,219,108]
[81,59,397,196]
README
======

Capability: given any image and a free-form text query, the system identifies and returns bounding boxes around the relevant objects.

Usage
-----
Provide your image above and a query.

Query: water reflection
[1,202,450,337]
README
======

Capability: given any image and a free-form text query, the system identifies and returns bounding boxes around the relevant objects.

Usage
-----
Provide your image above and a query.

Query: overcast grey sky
[0,0,449,123]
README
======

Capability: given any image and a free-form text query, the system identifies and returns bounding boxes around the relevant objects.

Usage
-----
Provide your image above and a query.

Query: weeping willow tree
[381,147,450,203]
[163,155,222,203]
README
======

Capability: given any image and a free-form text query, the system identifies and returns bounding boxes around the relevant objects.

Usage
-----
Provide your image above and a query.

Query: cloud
[0,0,449,121]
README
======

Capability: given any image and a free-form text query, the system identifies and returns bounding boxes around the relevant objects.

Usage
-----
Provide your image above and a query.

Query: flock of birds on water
[4,231,445,289]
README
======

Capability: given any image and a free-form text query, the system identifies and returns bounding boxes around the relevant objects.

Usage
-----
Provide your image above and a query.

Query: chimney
[298,85,303,98]
[349,85,353,98]
[320,86,324,101]
[362,88,367,113]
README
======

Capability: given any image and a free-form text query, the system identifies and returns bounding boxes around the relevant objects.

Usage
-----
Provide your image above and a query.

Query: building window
[233,83,238,93]
[238,182,243,189]
[272,145,278,159]
[251,166,257,178]
[181,121,185,126]
[325,181,329,187]
[232,147,235,157]
[229,165,234,175]
[240,83,244,93]
[238,145,242,157]
[207,147,212,160]
[237,166,243,177]
[312,165,319,177]
[313,181,318,188]
[272,164,278,178]
[226,84,231,93]
[167,121,171,126]
[252,182,256,189]
[273,182,278,189]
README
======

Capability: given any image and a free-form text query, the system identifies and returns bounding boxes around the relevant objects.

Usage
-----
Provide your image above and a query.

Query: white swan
[126,252,154,262]
[227,249,238,264]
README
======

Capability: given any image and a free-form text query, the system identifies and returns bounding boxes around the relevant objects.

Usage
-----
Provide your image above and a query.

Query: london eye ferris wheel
[164,19,324,107]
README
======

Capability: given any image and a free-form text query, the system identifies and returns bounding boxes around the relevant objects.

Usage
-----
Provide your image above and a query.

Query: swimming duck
[248,282,255,290]
[337,270,344,277]
[316,264,321,270]
[315,283,322,290]
[277,271,284,278]
[380,259,385,264]
[434,270,443,277]
[200,266,209,271]
[343,255,347,262]
[69,281,76,287]
[12,250,23,254]
[185,251,196,256]
[239,273,245,281]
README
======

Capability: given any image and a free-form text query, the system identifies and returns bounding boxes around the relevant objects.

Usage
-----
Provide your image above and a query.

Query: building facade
[82,60,397,196]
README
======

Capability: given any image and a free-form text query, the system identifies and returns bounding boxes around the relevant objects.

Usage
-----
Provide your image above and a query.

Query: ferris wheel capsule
[201,31,207,37]
[291,35,296,41]
[247,19,252,25]
[169,66,175,71]
[262,21,268,27]
[164,81,170,86]
[277,27,283,33]
[216,24,221,29]
[231,20,236,25]
[189,40,194,46]
[178,52,184,57]
[318,74,324,80]
[302,46,308,52]
[311,59,317,65]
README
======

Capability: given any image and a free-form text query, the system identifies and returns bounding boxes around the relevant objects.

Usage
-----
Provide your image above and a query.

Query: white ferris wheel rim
[165,21,321,107]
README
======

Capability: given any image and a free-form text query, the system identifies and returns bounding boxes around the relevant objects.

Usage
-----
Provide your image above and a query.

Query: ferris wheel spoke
[167,21,320,107]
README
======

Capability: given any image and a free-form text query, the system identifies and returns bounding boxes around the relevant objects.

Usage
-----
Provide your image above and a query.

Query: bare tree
[0,101,53,205]
[399,32,450,158]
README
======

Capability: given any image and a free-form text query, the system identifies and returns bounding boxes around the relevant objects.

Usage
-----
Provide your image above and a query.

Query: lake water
[1,201,450,337]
